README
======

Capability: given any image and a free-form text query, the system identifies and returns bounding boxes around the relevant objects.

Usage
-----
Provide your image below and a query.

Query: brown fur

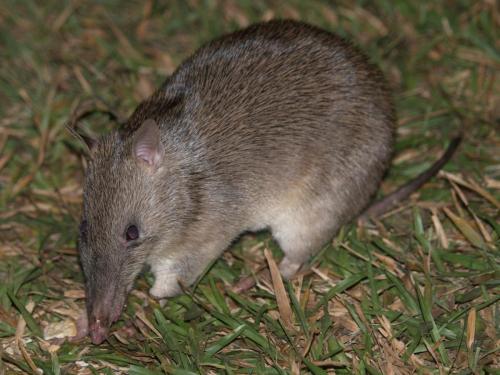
[78,20,396,344]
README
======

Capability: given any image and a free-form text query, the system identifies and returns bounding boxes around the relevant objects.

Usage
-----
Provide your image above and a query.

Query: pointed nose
[85,284,126,344]
[89,318,110,345]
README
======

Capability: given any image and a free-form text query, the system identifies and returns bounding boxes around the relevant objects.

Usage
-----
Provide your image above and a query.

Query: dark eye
[125,225,139,241]
[79,220,88,237]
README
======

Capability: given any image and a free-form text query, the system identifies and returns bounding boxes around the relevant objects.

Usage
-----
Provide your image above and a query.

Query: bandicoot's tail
[360,136,462,222]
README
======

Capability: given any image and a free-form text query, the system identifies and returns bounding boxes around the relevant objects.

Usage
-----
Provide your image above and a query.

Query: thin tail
[360,136,462,222]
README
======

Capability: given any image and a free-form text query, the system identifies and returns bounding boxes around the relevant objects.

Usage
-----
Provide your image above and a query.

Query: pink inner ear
[134,119,162,167]
[136,142,158,166]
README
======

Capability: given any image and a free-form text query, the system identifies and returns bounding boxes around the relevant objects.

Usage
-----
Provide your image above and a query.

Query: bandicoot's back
[127,19,395,222]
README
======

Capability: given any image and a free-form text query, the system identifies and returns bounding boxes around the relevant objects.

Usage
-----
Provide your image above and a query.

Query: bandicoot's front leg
[148,240,227,299]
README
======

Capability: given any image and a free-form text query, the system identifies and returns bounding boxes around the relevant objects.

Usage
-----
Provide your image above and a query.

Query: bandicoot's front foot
[149,257,186,299]
[149,275,183,299]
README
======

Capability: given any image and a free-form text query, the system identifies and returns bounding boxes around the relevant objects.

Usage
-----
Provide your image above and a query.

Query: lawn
[0,1,498,374]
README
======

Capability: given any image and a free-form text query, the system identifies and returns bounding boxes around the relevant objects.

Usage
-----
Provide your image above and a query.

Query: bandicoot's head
[77,119,183,344]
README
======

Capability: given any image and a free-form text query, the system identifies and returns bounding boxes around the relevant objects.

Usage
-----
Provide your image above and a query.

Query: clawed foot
[149,275,182,299]
[278,256,303,279]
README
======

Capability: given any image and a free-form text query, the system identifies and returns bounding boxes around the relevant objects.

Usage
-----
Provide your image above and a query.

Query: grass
[0,0,498,374]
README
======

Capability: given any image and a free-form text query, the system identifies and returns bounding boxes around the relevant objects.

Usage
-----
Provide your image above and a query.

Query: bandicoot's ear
[133,119,163,168]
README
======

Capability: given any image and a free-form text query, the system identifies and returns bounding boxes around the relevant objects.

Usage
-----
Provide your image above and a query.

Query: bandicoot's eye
[125,225,139,242]
[79,220,88,237]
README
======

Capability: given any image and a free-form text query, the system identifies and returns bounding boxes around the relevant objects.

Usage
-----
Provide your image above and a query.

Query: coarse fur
[78,19,395,344]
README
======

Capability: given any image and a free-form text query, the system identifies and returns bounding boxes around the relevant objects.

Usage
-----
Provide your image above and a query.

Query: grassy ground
[0,1,499,374]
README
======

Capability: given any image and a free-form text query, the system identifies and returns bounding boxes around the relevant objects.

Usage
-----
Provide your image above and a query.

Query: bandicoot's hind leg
[271,208,340,279]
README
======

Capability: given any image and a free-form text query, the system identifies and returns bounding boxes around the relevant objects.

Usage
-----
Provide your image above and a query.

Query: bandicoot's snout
[89,316,110,345]
[86,288,125,344]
